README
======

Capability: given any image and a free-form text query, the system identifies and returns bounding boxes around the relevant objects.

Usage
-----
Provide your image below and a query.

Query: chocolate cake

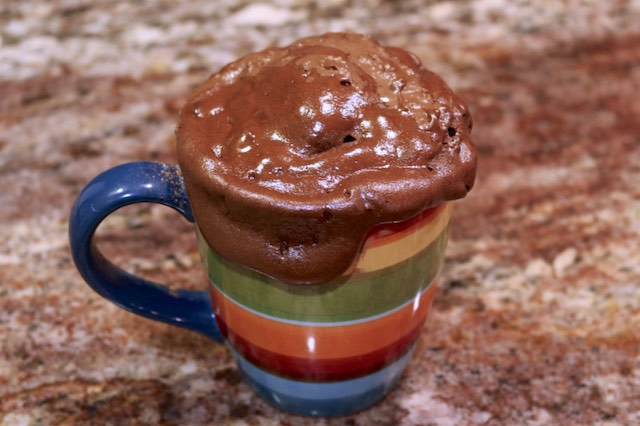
[176,32,477,284]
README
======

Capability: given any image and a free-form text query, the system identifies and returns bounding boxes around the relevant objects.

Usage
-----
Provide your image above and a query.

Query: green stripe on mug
[199,226,448,323]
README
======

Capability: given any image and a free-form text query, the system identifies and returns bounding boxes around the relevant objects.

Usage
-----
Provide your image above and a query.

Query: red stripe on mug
[211,281,437,370]
[217,315,426,382]
[364,204,444,248]
[209,281,438,361]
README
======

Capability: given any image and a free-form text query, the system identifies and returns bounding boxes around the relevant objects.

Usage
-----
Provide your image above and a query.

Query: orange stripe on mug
[209,279,439,360]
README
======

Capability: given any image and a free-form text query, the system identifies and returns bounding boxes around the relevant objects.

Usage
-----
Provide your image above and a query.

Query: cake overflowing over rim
[177,32,477,284]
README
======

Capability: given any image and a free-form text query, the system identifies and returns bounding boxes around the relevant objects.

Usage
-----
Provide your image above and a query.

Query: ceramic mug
[69,161,452,416]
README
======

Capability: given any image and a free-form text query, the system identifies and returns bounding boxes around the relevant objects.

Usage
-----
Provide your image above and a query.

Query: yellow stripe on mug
[355,203,452,274]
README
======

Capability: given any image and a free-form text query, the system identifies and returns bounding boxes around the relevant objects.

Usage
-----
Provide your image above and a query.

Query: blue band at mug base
[230,345,414,417]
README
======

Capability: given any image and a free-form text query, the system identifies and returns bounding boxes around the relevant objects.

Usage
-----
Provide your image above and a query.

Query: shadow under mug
[69,161,451,417]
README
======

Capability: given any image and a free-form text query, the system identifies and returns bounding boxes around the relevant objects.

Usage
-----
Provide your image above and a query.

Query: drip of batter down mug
[69,161,451,417]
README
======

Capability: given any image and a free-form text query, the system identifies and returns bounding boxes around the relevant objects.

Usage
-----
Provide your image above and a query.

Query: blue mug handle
[69,161,223,342]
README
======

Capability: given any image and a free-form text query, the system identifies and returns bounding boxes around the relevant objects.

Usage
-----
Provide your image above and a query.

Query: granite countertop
[1,1,639,425]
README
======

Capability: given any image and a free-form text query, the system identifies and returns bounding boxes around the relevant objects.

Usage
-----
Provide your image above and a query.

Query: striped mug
[69,161,451,417]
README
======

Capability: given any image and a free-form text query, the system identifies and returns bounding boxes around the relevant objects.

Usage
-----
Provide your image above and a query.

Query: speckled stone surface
[1,1,639,425]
